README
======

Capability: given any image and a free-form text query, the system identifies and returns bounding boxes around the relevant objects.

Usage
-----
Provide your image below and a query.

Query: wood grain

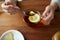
[0,0,60,40]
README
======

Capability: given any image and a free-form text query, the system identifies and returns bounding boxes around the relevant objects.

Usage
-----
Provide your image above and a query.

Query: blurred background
[0,0,4,1]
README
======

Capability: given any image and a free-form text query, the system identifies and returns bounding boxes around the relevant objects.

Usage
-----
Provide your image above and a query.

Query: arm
[50,0,60,10]
[50,2,58,11]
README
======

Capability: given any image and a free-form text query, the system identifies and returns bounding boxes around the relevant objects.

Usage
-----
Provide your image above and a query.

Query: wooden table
[0,0,60,40]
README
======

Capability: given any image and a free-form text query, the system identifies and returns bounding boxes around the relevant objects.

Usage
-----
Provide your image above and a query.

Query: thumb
[45,9,54,21]
[14,6,20,9]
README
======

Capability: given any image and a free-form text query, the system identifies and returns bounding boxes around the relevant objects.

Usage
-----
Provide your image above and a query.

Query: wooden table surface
[0,0,60,40]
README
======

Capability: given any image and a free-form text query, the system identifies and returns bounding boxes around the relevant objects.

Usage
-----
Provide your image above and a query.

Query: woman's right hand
[41,5,55,25]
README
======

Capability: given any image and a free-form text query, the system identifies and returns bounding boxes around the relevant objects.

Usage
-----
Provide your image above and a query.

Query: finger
[5,5,13,10]
[3,2,7,5]
[44,10,54,21]
[5,1,13,5]
[42,6,52,20]
[42,8,49,19]
[42,6,51,18]
[8,5,13,7]
[14,6,19,8]
[41,13,52,25]
[1,3,9,9]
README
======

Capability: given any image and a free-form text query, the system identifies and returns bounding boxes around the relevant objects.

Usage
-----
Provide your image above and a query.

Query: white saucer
[0,30,24,40]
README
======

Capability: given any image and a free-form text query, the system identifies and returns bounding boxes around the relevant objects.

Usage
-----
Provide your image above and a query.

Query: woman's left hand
[1,2,20,15]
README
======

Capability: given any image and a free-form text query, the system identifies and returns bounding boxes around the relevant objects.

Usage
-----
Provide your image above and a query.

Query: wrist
[50,3,58,11]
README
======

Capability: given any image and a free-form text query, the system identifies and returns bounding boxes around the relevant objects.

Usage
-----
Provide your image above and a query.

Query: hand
[1,2,20,15]
[41,5,55,25]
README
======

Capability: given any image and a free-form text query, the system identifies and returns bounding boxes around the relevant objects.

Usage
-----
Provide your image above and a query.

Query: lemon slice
[29,11,35,15]
[3,32,13,40]
[28,14,40,23]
